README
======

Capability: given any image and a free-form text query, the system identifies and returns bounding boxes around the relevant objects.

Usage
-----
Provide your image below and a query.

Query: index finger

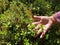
[33,15,41,21]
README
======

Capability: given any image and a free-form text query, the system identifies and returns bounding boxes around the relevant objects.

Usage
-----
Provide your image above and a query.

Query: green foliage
[28,24,37,36]
[0,0,34,45]
[0,0,60,45]
[0,0,9,14]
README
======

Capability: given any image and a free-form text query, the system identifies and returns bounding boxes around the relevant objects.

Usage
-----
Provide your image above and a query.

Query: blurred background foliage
[0,0,60,45]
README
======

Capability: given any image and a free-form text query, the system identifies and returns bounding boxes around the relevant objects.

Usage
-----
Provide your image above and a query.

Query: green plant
[28,24,37,36]
[0,1,34,45]
[0,0,60,45]
[0,0,9,14]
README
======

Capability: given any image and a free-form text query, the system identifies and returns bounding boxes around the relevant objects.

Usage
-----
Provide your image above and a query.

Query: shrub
[0,1,34,45]
[0,0,60,45]
[0,0,9,14]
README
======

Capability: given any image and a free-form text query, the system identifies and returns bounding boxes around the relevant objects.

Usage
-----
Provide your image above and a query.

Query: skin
[32,15,57,39]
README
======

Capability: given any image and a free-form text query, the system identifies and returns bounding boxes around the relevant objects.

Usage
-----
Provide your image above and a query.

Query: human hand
[32,15,54,39]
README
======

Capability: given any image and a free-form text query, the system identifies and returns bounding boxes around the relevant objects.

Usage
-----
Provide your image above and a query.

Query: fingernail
[40,35,42,38]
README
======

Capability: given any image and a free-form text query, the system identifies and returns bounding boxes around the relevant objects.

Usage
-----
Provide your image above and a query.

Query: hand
[32,15,54,39]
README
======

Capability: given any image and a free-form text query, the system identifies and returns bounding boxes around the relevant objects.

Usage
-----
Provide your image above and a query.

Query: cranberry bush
[0,0,60,45]
[0,0,42,45]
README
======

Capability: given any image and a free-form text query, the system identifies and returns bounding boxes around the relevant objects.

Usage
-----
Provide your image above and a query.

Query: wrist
[49,15,57,24]
[51,11,60,24]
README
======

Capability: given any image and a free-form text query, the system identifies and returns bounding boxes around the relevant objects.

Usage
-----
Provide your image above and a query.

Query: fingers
[33,20,43,30]
[40,25,49,38]
[40,30,47,38]
[33,16,49,19]
[35,29,42,37]
[33,16,41,21]
[40,20,53,39]
[33,15,41,19]
[32,22,40,25]
[33,24,40,30]
[33,16,49,21]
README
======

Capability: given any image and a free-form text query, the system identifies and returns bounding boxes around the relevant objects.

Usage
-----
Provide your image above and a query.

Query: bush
[0,0,60,45]
[0,0,33,45]
[0,0,9,14]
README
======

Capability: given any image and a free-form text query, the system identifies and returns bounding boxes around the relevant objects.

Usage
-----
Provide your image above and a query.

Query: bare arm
[50,11,60,24]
